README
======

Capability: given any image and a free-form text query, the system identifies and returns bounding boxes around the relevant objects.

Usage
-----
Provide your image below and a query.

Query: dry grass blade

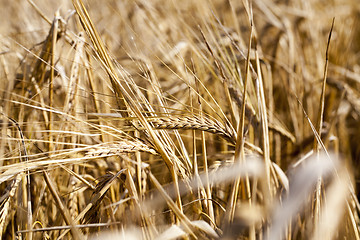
[266,154,341,240]
[313,18,335,153]
[313,18,335,230]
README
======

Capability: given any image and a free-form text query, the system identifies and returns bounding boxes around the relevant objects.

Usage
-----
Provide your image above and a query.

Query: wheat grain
[85,139,158,157]
[151,115,236,144]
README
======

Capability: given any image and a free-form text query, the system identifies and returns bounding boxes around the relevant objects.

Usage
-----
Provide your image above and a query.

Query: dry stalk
[313,18,335,231]
[43,171,83,240]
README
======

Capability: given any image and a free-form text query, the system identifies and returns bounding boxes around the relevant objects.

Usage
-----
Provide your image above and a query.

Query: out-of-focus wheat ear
[266,154,338,240]
[149,172,197,238]
[125,169,155,239]
[43,171,83,240]
[30,23,54,86]
[0,173,23,240]
[311,167,349,240]
[347,191,360,239]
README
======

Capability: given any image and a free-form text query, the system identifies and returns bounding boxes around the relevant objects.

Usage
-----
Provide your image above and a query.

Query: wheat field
[0,0,360,239]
